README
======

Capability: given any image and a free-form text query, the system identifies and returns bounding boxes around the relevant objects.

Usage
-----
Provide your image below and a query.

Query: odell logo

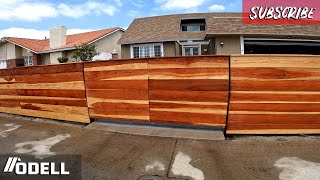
[243,0,320,24]
[3,157,70,175]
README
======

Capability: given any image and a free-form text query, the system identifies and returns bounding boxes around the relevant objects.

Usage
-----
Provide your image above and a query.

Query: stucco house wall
[42,53,50,65]
[6,43,17,59]
[49,52,66,64]
[0,43,6,60]
[22,48,32,57]
[215,36,241,54]
[91,30,123,58]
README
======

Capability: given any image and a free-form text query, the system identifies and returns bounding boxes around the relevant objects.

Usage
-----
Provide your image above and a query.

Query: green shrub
[57,57,68,63]
[72,44,99,61]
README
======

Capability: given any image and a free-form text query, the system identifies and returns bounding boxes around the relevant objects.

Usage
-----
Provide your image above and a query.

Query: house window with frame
[182,45,201,56]
[181,18,206,32]
[23,56,33,66]
[131,43,163,58]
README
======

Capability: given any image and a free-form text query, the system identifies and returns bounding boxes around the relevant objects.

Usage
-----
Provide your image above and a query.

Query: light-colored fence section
[227,55,320,134]
[0,63,90,123]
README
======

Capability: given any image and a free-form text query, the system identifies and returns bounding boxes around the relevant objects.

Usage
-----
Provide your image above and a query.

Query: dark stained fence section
[148,56,229,126]
[0,63,90,123]
[227,55,320,134]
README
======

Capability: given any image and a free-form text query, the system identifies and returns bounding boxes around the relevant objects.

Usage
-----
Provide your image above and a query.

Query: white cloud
[209,4,225,11]
[156,0,205,10]
[0,0,119,22]
[0,1,58,21]
[0,28,95,39]
[131,0,144,8]
[57,1,118,18]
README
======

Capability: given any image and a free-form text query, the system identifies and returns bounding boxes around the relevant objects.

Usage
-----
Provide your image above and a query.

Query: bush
[57,57,68,63]
[72,44,99,61]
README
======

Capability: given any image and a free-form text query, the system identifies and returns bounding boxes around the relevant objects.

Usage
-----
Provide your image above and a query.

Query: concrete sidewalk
[0,115,319,180]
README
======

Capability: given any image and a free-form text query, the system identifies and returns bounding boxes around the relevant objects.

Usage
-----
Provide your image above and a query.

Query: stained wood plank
[0,106,90,123]
[232,80,320,91]
[231,56,320,68]
[228,114,320,124]
[84,61,147,72]
[227,129,320,134]
[89,108,149,121]
[13,63,84,75]
[15,72,84,83]
[17,89,86,98]
[0,81,85,90]
[0,95,87,107]
[149,79,229,91]
[85,80,148,90]
[0,89,17,95]
[150,111,226,126]
[149,68,229,79]
[231,91,320,103]
[230,103,320,112]
[89,102,149,111]
[232,68,320,80]
[150,90,228,102]
[86,90,148,100]
[149,56,229,69]
[85,69,148,81]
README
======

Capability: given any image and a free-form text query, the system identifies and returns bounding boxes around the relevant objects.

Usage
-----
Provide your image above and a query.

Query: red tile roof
[4,27,121,53]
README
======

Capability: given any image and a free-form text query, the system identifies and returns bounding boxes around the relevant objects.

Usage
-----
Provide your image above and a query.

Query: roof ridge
[4,27,121,41]
[134,12,242,20]
[67,27,120,37]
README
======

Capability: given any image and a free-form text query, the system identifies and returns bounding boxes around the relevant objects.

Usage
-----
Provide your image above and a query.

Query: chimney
[50,26,67,49]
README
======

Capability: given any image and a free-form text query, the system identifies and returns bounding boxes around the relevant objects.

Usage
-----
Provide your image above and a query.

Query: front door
[183,45,200,56]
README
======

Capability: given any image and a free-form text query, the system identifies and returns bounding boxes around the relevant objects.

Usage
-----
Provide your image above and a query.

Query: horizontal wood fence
[0,55,319,135]
[0,63,90,123]
[227,55,320,134]
[84,56,229,127]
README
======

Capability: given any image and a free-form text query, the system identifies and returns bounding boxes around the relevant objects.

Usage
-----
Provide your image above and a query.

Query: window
[181,18,206,32]
[23,56,33,66]
[131,43,163,58]
[181,25,206,32]
[182,45,201,56]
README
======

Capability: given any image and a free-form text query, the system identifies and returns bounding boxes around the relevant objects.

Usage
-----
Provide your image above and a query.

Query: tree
[72,44,99,61]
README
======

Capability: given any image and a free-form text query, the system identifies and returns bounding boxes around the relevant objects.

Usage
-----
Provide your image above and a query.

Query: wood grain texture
[0,63,90,123]
[84,60,150,122]
[228,55,320,134]
[148,56,229,126]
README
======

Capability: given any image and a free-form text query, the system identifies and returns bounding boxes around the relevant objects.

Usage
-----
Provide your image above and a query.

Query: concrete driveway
[0,114,319,180]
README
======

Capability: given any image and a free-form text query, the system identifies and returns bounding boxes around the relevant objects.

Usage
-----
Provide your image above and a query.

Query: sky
[0,0,242,39]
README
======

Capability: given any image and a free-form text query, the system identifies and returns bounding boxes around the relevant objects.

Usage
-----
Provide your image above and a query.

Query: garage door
[244,39,320,55]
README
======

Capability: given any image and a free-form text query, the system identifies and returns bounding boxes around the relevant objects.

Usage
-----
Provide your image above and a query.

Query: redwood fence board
[148,56,229,126]
[227,55,320,134]
[0,63,90,123]
[84,60,150,122]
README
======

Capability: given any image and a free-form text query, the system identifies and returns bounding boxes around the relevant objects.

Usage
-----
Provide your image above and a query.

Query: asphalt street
[0,114,319,180]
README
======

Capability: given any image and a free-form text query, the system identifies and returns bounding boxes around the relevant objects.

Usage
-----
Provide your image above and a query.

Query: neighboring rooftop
[3,27,122,53]
[118,12,320,44]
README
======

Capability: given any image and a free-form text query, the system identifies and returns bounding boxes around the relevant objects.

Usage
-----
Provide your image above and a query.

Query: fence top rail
[231,54,320,57]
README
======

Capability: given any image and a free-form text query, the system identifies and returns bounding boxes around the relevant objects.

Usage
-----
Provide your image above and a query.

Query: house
[0,27,124,68]
[118,12,320,58]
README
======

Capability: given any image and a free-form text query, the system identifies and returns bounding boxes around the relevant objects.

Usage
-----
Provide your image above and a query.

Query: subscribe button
[242,0,320,24]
